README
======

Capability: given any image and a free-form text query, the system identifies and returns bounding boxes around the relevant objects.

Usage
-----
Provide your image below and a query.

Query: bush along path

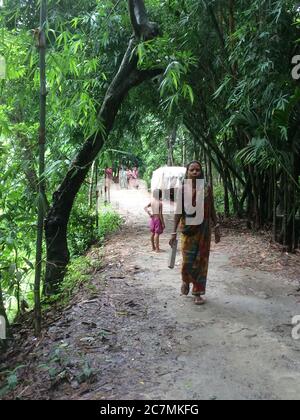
[1,188,300,400]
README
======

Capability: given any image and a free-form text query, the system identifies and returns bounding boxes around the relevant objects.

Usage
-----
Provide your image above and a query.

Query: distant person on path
[132,166,139,189]
[119,166,128,189]
[127,168,133,188]
[169,161,221,305]
[144,189,165,252]
[104,167,113,203]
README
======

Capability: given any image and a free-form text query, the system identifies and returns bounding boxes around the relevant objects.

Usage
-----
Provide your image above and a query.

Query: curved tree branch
[128,0,159,39]
[44,0,162,294]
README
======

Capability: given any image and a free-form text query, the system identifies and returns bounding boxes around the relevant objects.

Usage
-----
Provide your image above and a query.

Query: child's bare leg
[151,234,155,251]
[155,234,160,252]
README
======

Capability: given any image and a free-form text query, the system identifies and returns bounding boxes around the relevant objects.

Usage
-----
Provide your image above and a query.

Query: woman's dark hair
[184,161,204,180]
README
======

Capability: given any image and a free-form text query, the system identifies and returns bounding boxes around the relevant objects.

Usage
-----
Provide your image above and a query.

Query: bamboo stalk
[95,159,99,230]
[283,172,288,250]
[34,0,47,336]
[89,161,96,209]
[273,166,277,242]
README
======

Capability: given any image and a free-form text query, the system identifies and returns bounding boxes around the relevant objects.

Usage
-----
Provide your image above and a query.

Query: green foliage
[98,208,123,241]
[46,207,122,306]
[0,0,127,320]
[213,184,233,215]
[38,345,96,387]
[43,254,97,307]
[159,52,196,115]
[1,0,300,333]
[69,208,96,257]
[0,365,26,398]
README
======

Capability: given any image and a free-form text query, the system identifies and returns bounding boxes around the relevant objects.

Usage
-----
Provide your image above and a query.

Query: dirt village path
[2,186,300,400]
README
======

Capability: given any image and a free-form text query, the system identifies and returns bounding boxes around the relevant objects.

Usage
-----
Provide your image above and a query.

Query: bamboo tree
[273,165,277,242]
[292,183,296,251]
[283,172,288,250]
[166,125,176,166]
[34,0,47,335]
[182,137,186,166]
[44,0,161,293]
[95,158,99,230]
[208,158,213,190]
[89,161,96,209]
[223,170,230,217]
[0,280,9,352]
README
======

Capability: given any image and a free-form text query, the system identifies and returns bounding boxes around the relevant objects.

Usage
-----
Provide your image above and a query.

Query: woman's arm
[169,186,183,245]
[169,213,181,246]
[159,204,165,228]
[173,213,181,232]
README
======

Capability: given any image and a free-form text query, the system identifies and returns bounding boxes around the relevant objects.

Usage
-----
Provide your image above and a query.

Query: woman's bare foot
[181,282,190,296]
[194,296,206,305]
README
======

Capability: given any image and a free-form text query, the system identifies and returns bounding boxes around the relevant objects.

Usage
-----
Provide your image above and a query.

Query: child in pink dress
[144,190,165,252]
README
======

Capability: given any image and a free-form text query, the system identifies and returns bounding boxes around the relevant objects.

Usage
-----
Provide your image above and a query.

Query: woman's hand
[215,226,221,244]
[169,234,177,247]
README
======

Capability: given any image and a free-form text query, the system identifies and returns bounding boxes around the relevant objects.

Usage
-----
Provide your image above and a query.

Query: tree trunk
[292,185,296,252]
[228,0,237,77]
[273,166,277,242]
[0,282,9,351]
[193,138,198,161]
[185,120,246,187]
[208,158,213,189]
[34,0,47,335]
[283,173,288,250]
[204,153,208,181]
[223,172,230,217]
[224,168,240,216]
[89,161,96,209]
[44,1,161,295]
[167,124,176,166]
[182,138,186,167]
[267,170,273,222]
[249,166,260,229]
[95,159,99,230]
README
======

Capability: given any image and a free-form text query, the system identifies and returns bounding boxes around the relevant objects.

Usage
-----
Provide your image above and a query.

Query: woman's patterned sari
[180,183,212,296]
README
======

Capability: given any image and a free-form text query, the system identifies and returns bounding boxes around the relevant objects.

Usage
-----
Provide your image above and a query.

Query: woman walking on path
[169,161,221,305]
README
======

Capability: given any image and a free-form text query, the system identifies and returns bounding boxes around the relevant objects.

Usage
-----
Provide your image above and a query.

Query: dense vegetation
[0,0,300,346]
